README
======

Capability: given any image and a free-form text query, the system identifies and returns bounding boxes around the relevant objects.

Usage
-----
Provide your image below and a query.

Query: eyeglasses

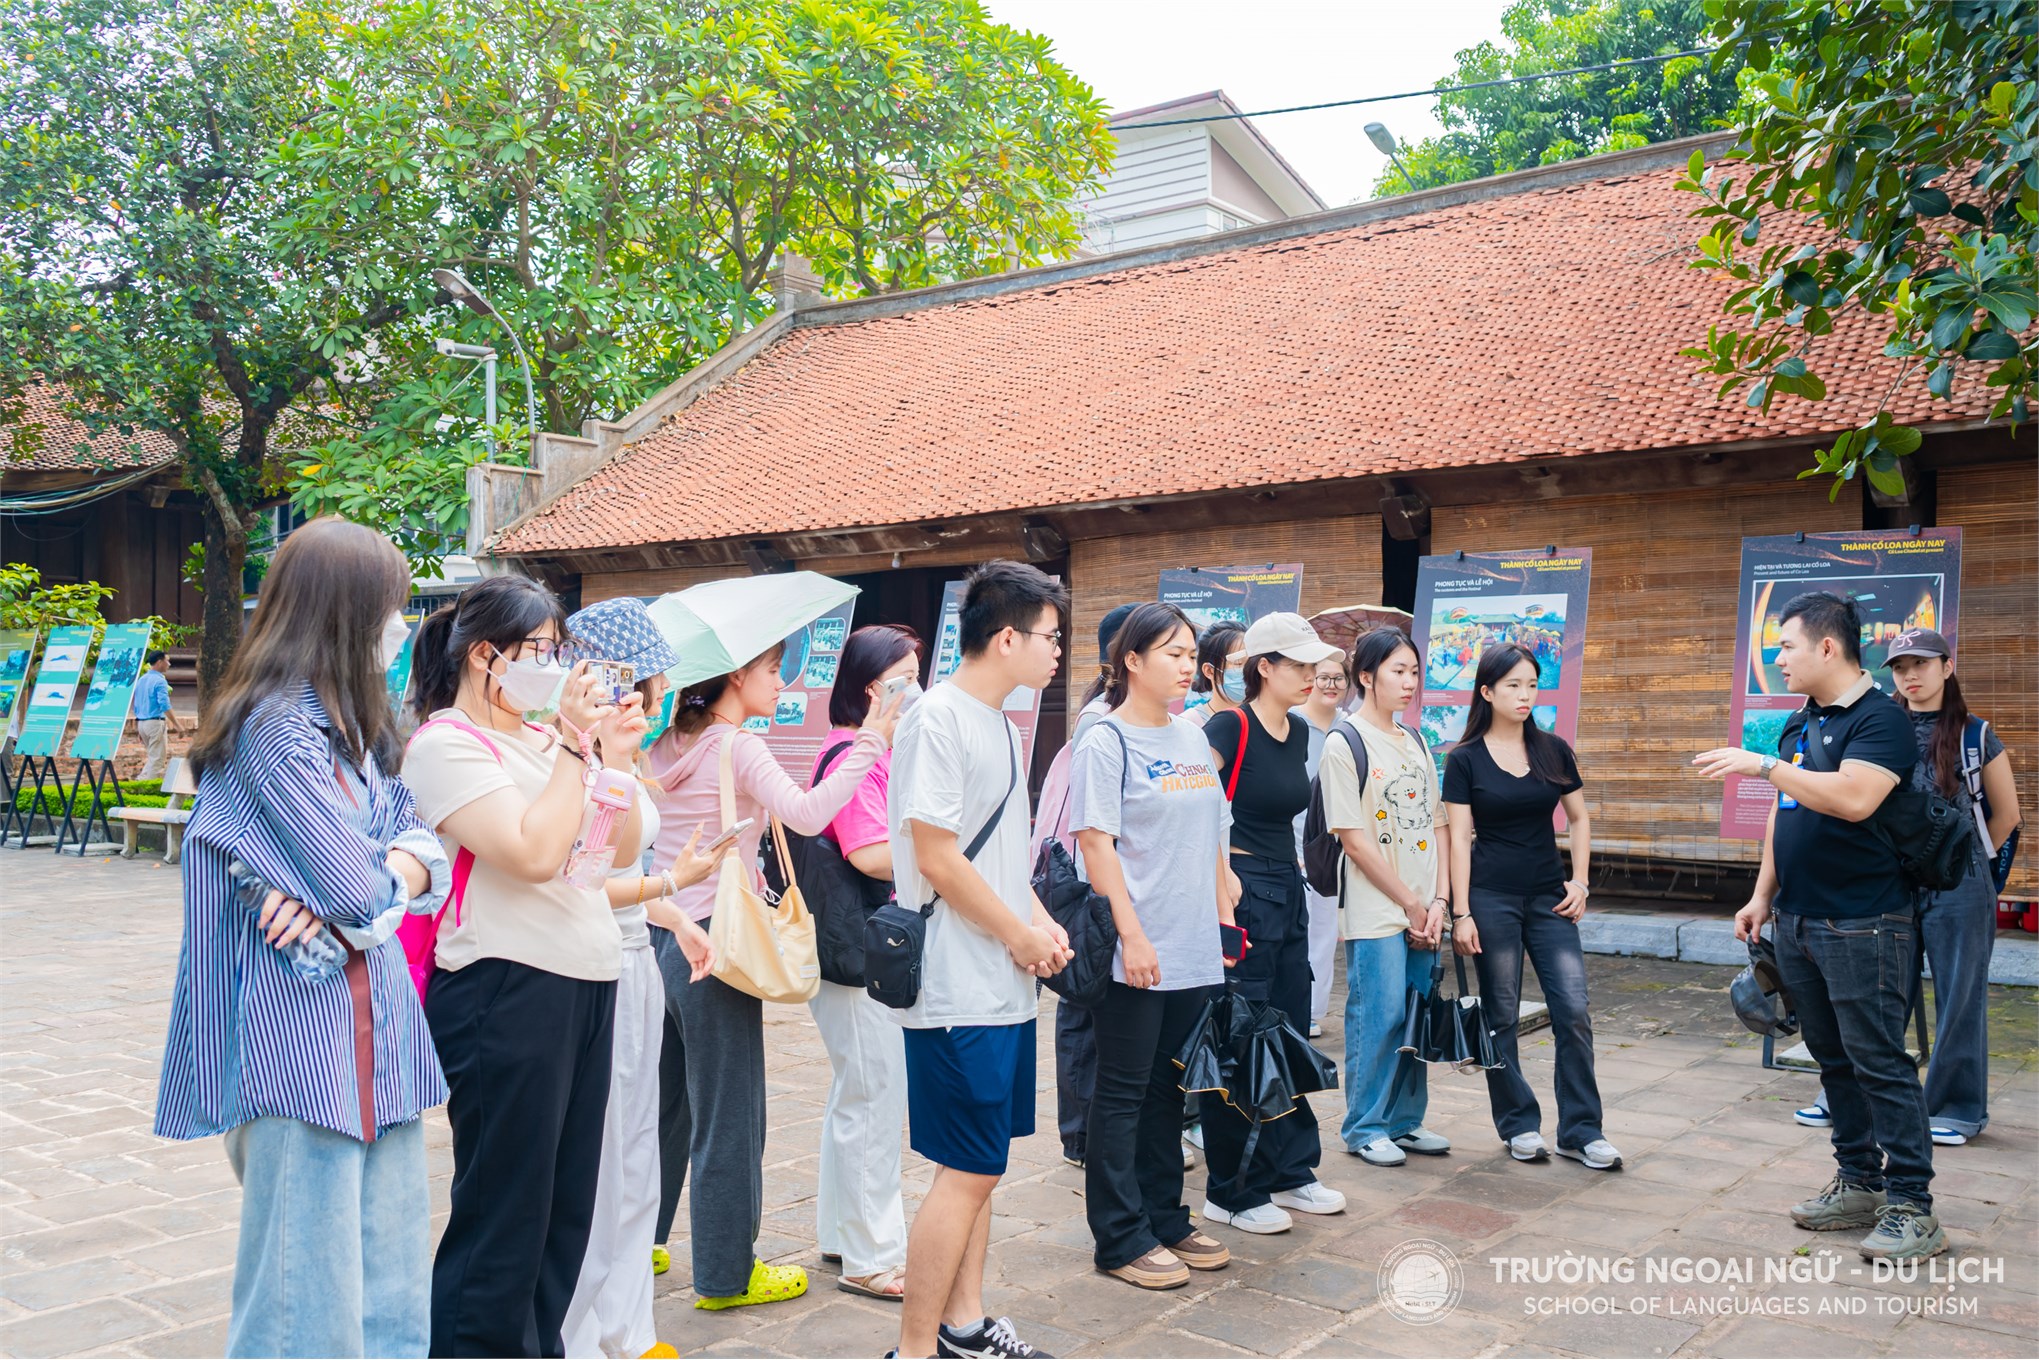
[499,637,566,662]
[1014,628,1063,646]
[1315,675,1348,688]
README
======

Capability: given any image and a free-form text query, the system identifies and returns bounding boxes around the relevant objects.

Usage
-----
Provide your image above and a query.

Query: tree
[1,0,429,698]
[278,0,1111,559]
[1679,0,2035,496]
[1369,0,1743,196]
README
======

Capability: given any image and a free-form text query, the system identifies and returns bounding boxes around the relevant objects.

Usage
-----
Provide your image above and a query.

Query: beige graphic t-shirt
[1320,715,1442,940]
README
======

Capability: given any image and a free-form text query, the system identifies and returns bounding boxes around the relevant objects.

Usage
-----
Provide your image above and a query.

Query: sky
[983,0,1517,206]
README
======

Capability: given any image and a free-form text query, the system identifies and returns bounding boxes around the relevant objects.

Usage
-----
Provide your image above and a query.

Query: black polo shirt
[1772,673,1917,919]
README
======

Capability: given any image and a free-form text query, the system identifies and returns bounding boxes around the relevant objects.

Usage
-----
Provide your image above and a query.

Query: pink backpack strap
[406,717,507,927]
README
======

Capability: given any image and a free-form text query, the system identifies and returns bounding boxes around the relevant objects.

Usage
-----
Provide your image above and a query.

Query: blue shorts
[902,1019,1037,1176]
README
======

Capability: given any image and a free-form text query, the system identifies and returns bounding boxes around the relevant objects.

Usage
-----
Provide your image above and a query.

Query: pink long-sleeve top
[646,721,886,922]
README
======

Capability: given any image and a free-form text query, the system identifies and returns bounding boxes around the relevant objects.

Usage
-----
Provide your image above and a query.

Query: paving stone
[1226,1254,1374,1312]
[1085,1324,1256,1357]
[0,1298,163,1357]
[130,1317,231,1358]
[124,1270,231,1327]
[1521,1302,1700,1357]
[1389,1195,1519,1243]
[0,1259,165,1313]
[1172,1285,1342,1354]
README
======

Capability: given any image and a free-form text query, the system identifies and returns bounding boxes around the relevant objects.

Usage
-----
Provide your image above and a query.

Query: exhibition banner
[933,579,1048,769]
[747,596,857,779]
[17,626,94,757]
[1406,548,1594,776]
[385,612,421,715]
[70,622,154,760]
[0,629,38,734]
[1159,564,1305,717]
[1719,528,1962,839]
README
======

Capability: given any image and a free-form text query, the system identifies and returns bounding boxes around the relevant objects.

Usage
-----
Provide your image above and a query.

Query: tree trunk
[195,496,248,710]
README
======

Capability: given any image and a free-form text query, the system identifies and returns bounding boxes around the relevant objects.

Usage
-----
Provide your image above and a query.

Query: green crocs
[695,1259,808,1311]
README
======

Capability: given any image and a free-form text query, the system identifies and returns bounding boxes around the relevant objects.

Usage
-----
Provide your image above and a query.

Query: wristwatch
[1759,754,1780,777]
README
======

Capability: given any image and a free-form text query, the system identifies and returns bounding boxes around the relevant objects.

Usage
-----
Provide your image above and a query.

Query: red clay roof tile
[500,160,1996,556]
[3,386,179,474]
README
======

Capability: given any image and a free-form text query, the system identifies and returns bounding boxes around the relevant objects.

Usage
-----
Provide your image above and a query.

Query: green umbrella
[645,572,859,688]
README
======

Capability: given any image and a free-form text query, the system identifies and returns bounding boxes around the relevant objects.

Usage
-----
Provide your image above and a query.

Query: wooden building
[467,135,2036,893]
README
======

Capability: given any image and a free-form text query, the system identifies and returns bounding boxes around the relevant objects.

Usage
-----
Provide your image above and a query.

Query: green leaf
[1907,187,1952,218]
[1929,308,1971,351]
[1964,329,2020,361]
[1780,271,1821,306]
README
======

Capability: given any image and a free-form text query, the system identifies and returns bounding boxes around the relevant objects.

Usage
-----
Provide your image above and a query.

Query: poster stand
[0,745,22,844]
[54,758,123,856]
[8,754,66,848]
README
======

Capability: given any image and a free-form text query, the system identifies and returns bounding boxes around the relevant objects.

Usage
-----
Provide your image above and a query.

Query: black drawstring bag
[1030,722,1128,1010]
[1400,949,1502,1071]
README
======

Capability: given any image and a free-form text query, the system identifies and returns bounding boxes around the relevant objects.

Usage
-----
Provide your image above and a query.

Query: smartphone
[873,675,912,706]
[703,818,756,852]
[591,661,637,705]
[1219,923,1248,965]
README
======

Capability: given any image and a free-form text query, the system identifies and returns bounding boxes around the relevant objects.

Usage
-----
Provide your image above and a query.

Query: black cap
[1097,603,1138,662]
[1884,628,1950,665]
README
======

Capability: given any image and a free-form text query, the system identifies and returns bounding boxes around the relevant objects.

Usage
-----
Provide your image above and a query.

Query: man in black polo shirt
[1695,591,1942,1260]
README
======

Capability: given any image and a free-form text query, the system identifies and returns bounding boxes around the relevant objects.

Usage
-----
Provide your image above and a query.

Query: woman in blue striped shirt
[155,517,451,1358]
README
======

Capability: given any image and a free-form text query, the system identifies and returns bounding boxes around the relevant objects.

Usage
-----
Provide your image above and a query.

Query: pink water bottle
[563,767,638,888]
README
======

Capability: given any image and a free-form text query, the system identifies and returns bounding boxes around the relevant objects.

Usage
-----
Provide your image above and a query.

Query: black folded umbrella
[1398,951,1455,1064]
[1173,985,1339,1166]
[1443,951,1504,1072]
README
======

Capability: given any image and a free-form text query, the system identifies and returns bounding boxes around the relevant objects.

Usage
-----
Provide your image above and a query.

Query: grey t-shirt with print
[1069,714,1232,991]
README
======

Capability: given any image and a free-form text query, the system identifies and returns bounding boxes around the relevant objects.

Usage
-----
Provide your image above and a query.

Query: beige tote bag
[706,733,820,1003]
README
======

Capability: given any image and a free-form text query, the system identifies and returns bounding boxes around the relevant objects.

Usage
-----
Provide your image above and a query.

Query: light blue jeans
[224,1116,430,1358]
[1341,934,1435,1150]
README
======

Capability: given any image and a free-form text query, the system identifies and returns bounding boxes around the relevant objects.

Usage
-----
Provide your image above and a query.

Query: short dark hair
[1348,627,1417,697]
[830,625,922,728]
[145,649,167,666]
[1779,590,1863,665]
[958,559,1068,656]
[1192,622,1244,694]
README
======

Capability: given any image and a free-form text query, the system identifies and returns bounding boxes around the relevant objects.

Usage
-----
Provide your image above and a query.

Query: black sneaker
[937,1316,1052,1358]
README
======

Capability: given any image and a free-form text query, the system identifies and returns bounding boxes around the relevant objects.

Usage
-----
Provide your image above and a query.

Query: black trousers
[1201,854,1322,1212]
[1055,995,1097,1159]
[1086,982,1215,1268]
[426,958,616,1358]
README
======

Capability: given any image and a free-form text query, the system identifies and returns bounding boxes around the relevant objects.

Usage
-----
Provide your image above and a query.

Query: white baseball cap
[1227,612,1344,666]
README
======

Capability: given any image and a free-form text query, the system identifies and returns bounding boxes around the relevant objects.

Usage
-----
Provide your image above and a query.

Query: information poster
[1720,529,1962,838]
[1159,564,1305,716]
[0,629,38,735]
[16,625,94,757]
[1406,548,1594,777]
[385,612,421,715]
[933,579,1049,769]
[755,597,857,779]
[70,622,153,760]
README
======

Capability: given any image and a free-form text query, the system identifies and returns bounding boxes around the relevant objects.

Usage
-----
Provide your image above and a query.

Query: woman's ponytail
[410,603,461,718]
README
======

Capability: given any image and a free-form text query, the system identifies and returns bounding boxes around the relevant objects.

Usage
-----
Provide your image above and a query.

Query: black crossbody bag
[865,733,1021,1009]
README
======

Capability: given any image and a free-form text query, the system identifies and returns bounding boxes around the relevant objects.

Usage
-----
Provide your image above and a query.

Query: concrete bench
[110,758,198,864]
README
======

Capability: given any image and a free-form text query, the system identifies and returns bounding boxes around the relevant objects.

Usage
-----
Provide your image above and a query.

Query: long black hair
[1460,643,1574,784]
[190,516,411,776]
[1349,627,1418,704]
[411,575,568,719]
[1101,603,1195,708]
[1918,669,1973,799]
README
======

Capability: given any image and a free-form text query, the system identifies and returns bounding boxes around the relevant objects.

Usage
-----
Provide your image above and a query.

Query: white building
[1076,90,1325,255]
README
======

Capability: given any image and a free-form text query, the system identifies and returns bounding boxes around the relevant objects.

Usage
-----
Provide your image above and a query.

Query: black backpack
[1301,723,1367,897]
[765,741,889,988]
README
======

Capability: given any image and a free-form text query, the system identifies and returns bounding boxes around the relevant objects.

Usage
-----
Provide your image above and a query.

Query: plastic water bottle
[229,859,346,982]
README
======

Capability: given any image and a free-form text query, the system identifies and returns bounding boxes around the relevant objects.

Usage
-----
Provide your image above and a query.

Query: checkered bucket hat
[566,597,681,677]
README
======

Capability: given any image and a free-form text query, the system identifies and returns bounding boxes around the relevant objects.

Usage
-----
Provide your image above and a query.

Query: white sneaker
[1270,1181,1347,1215]
[1393,1127,1452,1156]
[1181,1138,1197,1169]
[1508,1132,1550,1162]
[1931,1126,1969,1146]
[1352,1137,1406,1166]
[1308,1021,1323,1037]
[1201,1199,1292,1235]
[1184,1124,1204,1151]
[1556,1138,1623,1170]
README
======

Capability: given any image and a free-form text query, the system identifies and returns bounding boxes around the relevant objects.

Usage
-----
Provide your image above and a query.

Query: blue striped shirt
[155,683,451,1141]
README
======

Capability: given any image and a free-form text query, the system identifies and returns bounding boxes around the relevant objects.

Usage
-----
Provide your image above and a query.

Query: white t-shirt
[887,681,1033,1029]
[404,712,648,982]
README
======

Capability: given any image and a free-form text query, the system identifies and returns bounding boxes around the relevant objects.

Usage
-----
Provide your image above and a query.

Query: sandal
[837,1266,906,1301]
[694,1259,809,1311]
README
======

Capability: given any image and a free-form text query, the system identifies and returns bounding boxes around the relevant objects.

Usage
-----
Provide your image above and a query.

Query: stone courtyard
[2,851,2034,1359]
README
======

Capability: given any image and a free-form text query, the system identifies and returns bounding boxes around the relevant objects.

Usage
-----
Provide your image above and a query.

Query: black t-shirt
[1440,737,1583,896]
[1773,683,1918,919]
[1205,705,1312,861]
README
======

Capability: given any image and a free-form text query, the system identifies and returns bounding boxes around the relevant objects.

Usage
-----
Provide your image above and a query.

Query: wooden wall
[1430,477,1858,870]
[580,564,733,604]
[1067,513,1384,722]
[1939,462,2037,894]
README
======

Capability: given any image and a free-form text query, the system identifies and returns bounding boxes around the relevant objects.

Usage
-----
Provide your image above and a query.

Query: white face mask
[377,613,411,671]
[491,644,565,711]
[894,680,924,715]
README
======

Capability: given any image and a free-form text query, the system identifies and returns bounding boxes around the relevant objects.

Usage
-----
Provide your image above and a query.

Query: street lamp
[429,268,538,446]
[1364,122,1416,192]
[434,338,499,454]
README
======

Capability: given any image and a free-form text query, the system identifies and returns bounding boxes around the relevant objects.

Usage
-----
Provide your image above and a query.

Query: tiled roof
[498,152,1997,557]
[2,386,178,473]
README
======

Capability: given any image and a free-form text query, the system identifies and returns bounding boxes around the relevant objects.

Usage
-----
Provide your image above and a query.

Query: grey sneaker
[1556,1138,1623,1170]
[1858,1203,1947,1260]
[1790,1175,1883,1231]
[1507,1132,1549,1162]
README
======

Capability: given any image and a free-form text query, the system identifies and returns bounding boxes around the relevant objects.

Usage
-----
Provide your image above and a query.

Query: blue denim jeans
[1466,888,1604,1151]
[1774,909,1935,1211]
[224,1116,430,1358]
[1918,860,1997,1137]
[1340,934,1434,1150]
